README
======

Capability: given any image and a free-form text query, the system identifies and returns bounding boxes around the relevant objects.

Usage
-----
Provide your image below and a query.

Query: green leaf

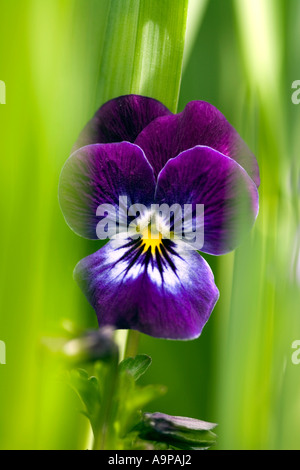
[119,355,152,381]
[95,0,189,113]
[116,370,167,438]
[67,368,101,432]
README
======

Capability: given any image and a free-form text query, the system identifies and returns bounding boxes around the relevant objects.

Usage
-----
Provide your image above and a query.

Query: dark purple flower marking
[59,95,259,340]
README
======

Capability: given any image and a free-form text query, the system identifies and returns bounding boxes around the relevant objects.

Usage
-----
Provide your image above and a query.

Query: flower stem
[92,330,139,449]
[92,352,119,450]
[114,330,128,361]
[124,329,140,359]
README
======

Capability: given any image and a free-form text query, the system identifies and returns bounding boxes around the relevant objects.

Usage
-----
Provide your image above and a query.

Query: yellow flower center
[141,226,163,255]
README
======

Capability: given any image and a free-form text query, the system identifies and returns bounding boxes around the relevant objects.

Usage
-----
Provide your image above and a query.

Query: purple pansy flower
[59,95,259,340]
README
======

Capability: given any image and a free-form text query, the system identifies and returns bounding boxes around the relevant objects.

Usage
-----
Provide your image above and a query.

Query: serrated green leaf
[119,355,152,381]
[95,0,189,113]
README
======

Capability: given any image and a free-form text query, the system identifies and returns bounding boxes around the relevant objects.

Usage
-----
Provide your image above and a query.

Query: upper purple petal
[135,100,260,186]
[58,142,155,239]
[74,237,219,340]
[73,95,172,152]
[155,146,259,256]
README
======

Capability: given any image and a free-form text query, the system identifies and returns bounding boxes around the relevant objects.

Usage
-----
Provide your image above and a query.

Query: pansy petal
[74,238,219,340]
[155,146,259,256]
[135,100,260,186]
[58,142,155,239]
[73,95,172,151]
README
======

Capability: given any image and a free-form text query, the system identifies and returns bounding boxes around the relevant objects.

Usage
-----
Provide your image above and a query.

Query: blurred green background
[1,0,300,449]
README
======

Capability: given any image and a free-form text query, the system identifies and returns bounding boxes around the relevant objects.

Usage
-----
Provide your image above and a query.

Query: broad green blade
[95,0,189,113]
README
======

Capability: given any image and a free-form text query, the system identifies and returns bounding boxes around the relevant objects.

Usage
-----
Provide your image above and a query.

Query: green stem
[92,352,119,450]
[124,330,140,359]
[92,330,140,449]
[92,329,140,449]
[114,330,128,361]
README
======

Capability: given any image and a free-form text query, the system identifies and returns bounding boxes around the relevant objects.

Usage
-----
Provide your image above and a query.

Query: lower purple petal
[74,238,219,340]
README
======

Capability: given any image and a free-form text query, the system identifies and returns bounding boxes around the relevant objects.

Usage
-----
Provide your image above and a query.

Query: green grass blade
[95,0,189,113]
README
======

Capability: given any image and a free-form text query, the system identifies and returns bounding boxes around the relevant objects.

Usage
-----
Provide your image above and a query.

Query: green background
[1,0,300,449]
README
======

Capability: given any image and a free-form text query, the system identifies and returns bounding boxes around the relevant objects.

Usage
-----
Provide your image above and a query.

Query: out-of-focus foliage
[66,352,215,450]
